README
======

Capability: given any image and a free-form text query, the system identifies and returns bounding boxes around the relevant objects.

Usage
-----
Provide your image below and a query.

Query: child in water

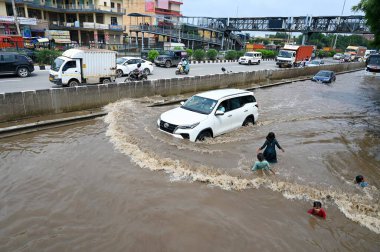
[257,132,284,163]
[252,153,275,175]
[307,201,327,219]
[355,175,368,188]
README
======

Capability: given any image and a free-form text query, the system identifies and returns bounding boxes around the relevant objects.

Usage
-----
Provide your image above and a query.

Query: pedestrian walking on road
[257,132,284,163]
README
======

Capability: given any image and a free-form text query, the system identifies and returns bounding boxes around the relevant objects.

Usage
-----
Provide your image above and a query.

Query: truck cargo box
[62,48,116,78]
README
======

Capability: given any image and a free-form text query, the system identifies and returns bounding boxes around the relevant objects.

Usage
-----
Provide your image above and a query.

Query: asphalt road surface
[0,59,337,93]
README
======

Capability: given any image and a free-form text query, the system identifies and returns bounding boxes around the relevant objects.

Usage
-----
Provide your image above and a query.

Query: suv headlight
[177,122,199,129]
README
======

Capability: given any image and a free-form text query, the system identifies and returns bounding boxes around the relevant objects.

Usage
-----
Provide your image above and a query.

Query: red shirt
[308,208,327,219]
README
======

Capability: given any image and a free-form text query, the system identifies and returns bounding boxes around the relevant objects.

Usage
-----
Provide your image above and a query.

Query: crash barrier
[190,58,275,64]
[0,62,365,122]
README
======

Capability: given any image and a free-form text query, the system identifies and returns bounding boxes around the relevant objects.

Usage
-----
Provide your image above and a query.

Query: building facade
[0,0,125,45]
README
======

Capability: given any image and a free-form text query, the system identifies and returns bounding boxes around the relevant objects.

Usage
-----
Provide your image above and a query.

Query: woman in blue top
[257,132,284,163]
[252,153,275,175]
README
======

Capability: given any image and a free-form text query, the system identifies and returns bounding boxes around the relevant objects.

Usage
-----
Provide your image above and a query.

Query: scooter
[175,62,190,75]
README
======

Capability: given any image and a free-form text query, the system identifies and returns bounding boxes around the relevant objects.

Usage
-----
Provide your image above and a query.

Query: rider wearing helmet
[132,62,143,79]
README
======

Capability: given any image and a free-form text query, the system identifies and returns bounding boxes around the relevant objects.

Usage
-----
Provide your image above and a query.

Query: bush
[256,49,277,59]
[35,49,62,65]
[148,49,159,62]
[236,50,245,59]
[206,49,218,60]
[225,50,237,60]
[186,49,193,59]
[193,49,205,61]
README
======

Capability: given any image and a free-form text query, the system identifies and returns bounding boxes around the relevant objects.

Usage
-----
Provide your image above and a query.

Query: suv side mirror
[180,101,185,105]
[215,110,224,116]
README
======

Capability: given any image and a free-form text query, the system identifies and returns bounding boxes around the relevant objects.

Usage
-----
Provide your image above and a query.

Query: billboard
[157,0,169,9]
[145,0,155,12]
[268,19,283,29]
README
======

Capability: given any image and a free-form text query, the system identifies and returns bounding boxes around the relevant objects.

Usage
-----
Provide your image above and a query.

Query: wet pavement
[0,70,379,251]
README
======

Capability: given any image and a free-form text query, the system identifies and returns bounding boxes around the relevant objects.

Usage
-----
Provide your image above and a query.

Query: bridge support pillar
[301,32,313,45]
[142,32,144,50]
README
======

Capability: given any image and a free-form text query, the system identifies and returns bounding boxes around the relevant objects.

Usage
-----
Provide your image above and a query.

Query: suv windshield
[181,95,217,115]
[116,58,126,64]
[278,50,293,58]
[316,71,331,77]
[51,58,65,72]
[368,55,380,65]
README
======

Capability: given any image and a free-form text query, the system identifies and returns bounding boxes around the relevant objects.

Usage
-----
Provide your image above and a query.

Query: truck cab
[49,48,116,87]
[276,45,314,68]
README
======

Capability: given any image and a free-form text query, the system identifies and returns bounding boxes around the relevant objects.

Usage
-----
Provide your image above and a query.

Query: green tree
[352,0,380,47]
[206,49,218,60]
[225,50,237,60]
[147,49,159,62]
[35,49,62,65]
[186,49,193,59]
[193,49,205,61]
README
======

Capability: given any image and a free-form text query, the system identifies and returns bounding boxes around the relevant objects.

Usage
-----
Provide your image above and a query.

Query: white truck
[49,48,117,87]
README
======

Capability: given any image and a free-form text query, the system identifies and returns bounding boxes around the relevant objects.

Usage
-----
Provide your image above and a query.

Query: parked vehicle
[306,59,324,67]
[333,53,344,60]
[154,50,187,68]
[311,70,336,83]
[116,57,153,77]
[157,88,259,142]
[216,51,226,60]
[49,48,117,87]
[365,54,380,74]
[344,46,367,62]
[0,35,24,49]
[238,51,262,65]
[0,52,34,77]
[276,44,314,68]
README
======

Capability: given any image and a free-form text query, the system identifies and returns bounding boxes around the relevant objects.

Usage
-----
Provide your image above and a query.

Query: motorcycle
[175,62,190,75]
[124,70,148,82]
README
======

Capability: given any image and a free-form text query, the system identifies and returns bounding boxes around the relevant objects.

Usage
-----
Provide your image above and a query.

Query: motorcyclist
[131,63,143,80]
[181,58,190,73]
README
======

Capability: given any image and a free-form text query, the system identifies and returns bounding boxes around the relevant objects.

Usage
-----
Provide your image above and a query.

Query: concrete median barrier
[0,62,365,122]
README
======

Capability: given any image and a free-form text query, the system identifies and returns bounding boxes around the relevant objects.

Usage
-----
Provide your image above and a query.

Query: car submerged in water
[365,54,380,75]
[311,70,336,83]
[157,89,259,142]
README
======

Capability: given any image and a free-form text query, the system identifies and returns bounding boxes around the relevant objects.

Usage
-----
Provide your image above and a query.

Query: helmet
[181,58,186,61]
[137,63,141,68]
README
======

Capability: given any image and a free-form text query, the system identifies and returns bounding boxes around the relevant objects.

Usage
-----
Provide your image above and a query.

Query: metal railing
[49,21,125,31]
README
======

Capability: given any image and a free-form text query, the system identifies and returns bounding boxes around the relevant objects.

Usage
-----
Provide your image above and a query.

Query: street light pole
[333,0,347,49]
[11,0,21,36]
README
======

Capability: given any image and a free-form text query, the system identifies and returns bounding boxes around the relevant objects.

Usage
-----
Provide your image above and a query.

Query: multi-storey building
[0,0,125,45]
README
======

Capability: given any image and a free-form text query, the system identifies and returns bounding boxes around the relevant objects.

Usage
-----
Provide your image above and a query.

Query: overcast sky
[182,0,362,17]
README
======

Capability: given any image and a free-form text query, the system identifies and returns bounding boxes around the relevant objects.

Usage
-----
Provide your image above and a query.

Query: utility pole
[333,0,346,49]
[11,0,21,36]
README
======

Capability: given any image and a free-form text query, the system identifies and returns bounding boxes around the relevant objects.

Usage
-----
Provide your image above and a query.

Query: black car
[366,54,380,73]
[311,70,336,83]
[154,50,188,68]
[1,47,36,61]
[0,52,35,77]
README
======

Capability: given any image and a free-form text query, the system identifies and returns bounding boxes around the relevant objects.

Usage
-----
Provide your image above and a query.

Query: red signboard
[145,0,155,12]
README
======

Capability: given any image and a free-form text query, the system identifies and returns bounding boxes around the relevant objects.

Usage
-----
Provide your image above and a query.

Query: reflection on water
[1,71,379,251]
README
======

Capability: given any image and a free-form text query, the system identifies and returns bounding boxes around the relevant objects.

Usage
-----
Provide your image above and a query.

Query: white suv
[157,89,259,142]
[238,52,262,65]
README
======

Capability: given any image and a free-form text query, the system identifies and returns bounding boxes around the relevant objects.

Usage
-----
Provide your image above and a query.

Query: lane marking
[0,80,22,83]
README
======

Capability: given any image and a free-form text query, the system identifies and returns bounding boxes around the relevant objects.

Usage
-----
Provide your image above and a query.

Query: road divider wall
[0,62,364,122]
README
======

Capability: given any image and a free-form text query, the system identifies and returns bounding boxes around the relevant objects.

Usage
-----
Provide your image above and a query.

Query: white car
[238,52,262,65]
[116,57,153,77]
[157,89,259,142]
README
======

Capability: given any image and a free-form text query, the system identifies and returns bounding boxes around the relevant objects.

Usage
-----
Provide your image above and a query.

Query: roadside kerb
[0,62,365,122]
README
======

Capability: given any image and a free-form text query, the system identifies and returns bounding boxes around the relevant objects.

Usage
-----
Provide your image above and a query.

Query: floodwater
[1,71,379,251]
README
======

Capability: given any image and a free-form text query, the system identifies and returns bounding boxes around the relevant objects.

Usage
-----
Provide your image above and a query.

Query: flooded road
[1,71,379,251]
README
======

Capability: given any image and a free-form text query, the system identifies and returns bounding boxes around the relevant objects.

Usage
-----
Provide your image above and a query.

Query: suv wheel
[248,60,251,65]
[196,130,212,142]
[17,67,30,78]
[242,116,255,126]
[257,60,261,65]
[165,60,171,68]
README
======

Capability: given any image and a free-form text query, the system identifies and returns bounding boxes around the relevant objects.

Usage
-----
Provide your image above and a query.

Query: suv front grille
[159,120,177,134]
